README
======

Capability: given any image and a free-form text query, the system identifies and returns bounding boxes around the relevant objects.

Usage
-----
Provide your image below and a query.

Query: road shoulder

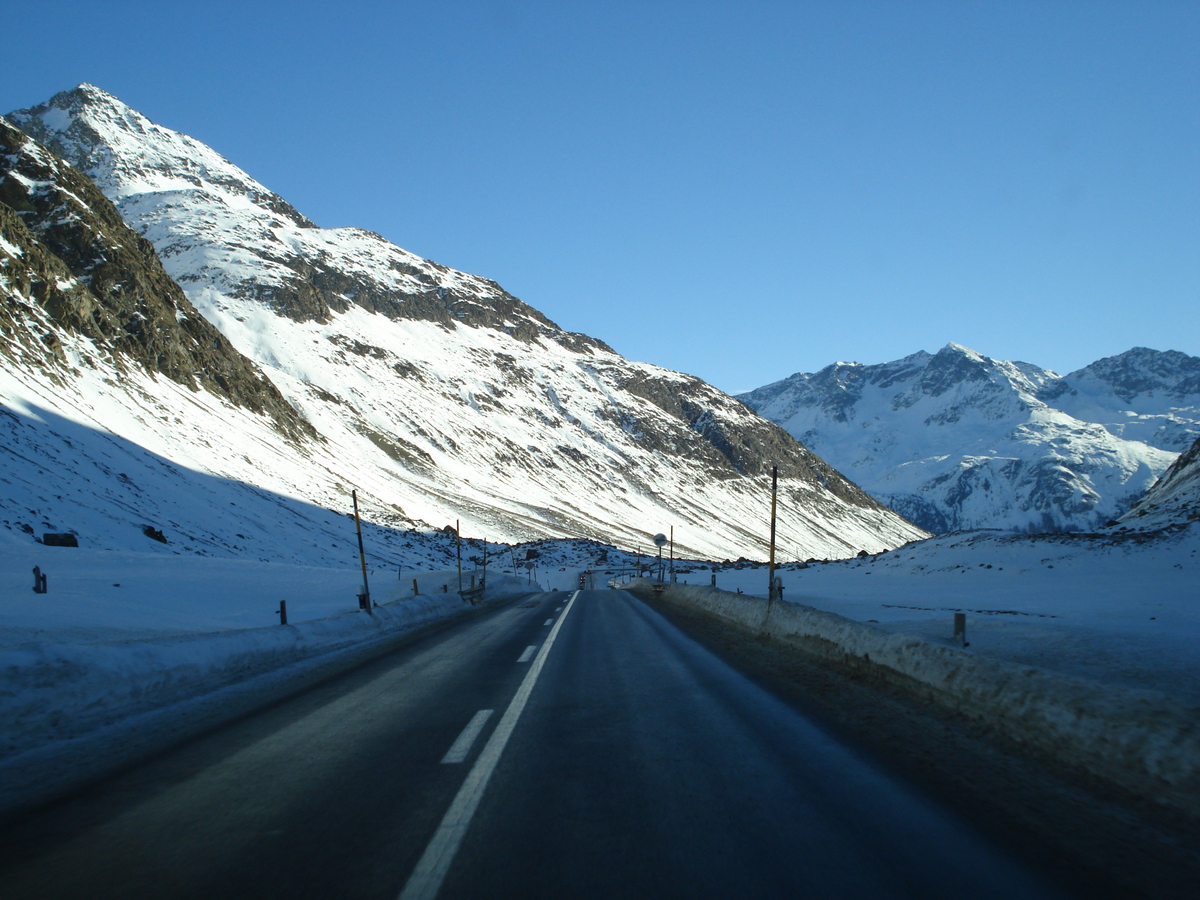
[643,593,1200,900]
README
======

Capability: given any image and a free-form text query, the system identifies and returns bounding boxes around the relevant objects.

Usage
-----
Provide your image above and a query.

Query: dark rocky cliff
[0,117,312,441]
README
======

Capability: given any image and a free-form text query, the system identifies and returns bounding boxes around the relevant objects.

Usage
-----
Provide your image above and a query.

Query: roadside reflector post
[413,578,419,597]
[32,566,47,594]
[277,600,287,625]
[954,612,968,647]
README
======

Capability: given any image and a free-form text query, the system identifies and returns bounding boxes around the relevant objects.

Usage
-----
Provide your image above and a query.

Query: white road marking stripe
[543,618,553,626]
[439,710,494,765]
[398,591,581,900]
[517,645,536,663]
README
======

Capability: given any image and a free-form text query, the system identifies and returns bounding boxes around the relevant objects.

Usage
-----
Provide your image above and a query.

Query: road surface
[0,589,1056,898]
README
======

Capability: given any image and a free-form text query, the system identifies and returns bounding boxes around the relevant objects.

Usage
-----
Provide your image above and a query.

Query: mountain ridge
[739,343,1198,534]
[2,84,927,561]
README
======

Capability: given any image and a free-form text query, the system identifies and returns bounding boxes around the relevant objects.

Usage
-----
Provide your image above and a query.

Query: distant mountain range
[739,344,1200,534]
[0,85,926,563]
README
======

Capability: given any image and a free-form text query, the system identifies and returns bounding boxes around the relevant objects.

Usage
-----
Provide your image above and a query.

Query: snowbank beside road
[0,574,531,820]
[668,525,1200,699]
[631,579,1200,816]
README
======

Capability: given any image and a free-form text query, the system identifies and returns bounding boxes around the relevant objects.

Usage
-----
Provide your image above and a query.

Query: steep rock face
[3,85,926,560]
[739,344,1195,534]
[1119,434,1200,530]
[0,117,309,439]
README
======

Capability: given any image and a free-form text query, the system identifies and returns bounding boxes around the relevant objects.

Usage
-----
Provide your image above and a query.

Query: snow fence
[629,580,1200,816]
[0,576,532,821]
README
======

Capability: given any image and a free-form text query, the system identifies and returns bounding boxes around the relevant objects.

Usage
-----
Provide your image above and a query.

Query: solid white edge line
[398,591,581,900]
[517,645,536,663]
[439,709,494,765]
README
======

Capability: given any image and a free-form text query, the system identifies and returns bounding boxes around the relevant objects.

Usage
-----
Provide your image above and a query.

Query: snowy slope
[3,85,926,562]
[739,344,1198,534]
[1119,435,1200,530]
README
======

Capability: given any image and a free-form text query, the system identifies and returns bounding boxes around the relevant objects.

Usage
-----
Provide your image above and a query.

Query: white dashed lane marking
[399,591,581,900]
[440,710,494,764]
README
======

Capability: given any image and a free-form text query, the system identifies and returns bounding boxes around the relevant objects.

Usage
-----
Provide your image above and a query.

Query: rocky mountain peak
[9,85,315,227]
[1066,347,1200,403]
[8,89,606,350]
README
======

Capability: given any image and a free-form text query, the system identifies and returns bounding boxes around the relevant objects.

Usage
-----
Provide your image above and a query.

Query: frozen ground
[650,523,1200,699]
[0,529,515,647]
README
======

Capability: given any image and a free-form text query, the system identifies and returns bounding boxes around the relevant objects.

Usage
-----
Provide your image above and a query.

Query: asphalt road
[0,589,1058,899]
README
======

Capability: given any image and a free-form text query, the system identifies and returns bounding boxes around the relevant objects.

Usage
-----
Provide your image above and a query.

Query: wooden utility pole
[669,526,674,583]
[767,466,778,605]
[352,490,372,613]
[456,519,462,594]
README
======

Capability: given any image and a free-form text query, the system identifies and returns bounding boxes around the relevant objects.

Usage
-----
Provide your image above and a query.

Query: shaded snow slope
[4,86,926,560]
[740,344,1198,533]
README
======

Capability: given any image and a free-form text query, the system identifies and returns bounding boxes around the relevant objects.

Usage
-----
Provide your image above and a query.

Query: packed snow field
[0,531,512,646]
[650,523,1200,699]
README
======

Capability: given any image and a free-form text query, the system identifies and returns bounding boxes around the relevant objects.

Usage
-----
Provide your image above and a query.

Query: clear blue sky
[5,1,1197,393]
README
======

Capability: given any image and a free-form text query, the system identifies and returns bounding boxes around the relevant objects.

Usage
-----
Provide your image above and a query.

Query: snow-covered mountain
[738,344,1200,534]
[1,85,926,563]
[1119,434,1200,531]
[1044,347,1200,451]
